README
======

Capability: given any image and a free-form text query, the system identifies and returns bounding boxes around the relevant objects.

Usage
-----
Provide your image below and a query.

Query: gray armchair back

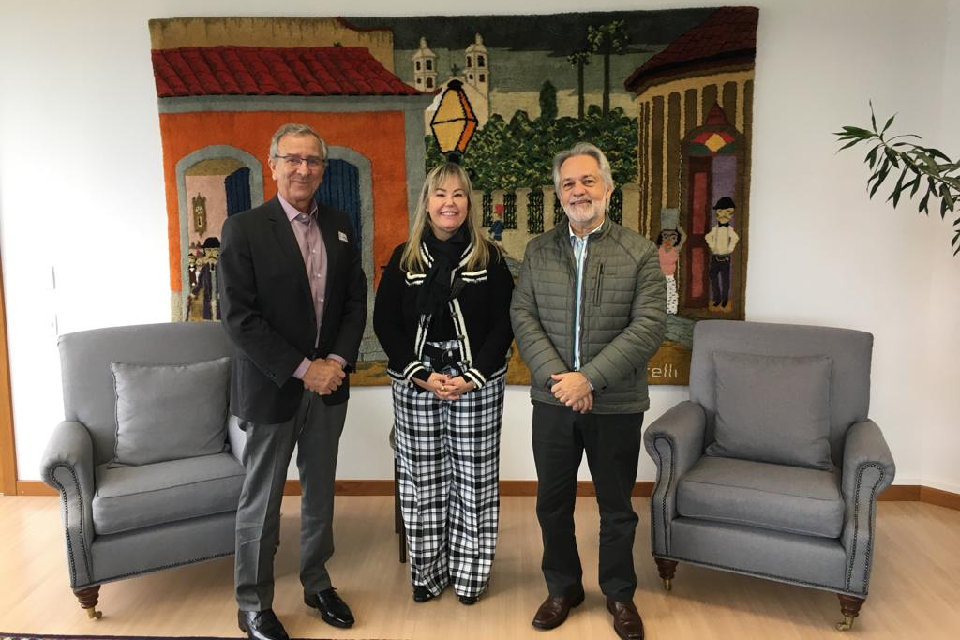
[41,321,245,618]
[60,322,237,465]
[689,320,873,467]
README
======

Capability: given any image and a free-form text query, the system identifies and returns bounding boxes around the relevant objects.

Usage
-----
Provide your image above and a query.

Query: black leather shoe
[606,598,644,640]
[531,590,585,630]
[458,594,478,605]
[413,586,436,602]
[304,587,354,628]
[237,609,290,640]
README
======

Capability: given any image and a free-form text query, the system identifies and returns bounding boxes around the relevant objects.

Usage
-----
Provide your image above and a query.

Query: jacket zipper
[594,263,604,305]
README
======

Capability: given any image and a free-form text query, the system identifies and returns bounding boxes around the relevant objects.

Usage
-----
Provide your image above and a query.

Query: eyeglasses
[274,154,325,170]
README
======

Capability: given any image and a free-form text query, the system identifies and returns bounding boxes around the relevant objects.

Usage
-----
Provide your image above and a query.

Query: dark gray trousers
[234,391,348,611]
[531,401,643,602]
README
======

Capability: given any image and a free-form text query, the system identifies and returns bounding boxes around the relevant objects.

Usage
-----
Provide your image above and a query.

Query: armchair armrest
[643,401,706,556]
[840,419,895,596]
[39,420,97,588]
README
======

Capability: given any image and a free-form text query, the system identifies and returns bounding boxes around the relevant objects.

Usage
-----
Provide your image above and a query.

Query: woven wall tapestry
[149,7,758,386]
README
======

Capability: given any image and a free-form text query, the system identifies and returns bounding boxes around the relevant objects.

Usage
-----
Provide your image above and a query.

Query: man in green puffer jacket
[511,142,666,640]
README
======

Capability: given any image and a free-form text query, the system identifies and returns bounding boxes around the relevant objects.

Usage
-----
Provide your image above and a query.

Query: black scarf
[417,225,470,318]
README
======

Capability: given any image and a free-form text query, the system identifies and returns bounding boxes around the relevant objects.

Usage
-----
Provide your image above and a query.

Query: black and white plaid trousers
[391,345,505,598]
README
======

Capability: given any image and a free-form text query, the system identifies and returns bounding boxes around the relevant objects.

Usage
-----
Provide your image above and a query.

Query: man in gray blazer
[511,142,666,640]
[219,123,367,640]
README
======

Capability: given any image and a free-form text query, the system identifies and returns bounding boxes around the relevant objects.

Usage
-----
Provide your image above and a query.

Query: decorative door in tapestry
[149,7,758,386]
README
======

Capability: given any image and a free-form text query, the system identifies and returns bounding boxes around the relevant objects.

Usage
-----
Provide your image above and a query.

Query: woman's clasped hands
[413,372,476,401]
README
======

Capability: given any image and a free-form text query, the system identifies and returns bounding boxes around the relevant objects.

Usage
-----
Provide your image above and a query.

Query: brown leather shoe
[531,591,585,630]
[606,598,644,640]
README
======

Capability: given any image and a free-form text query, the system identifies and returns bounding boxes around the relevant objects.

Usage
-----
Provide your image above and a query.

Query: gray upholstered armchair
[40,322,246,618]
[644,320,895,631]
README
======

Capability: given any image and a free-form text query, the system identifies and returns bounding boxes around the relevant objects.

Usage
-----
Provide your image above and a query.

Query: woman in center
[374,163,514,605]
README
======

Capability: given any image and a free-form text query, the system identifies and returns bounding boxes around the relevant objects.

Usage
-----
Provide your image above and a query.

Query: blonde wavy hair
[399,163,493,273]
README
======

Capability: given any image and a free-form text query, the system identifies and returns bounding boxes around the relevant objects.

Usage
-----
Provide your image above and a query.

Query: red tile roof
[624,7,758,93]
[152,46,420,97]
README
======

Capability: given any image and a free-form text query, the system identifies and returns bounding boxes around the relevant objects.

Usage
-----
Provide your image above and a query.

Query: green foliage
[835,102,960,256]
[566,50,592,67]
[587,20,630,56]
[426,107,638,196]
[424,134,444,170]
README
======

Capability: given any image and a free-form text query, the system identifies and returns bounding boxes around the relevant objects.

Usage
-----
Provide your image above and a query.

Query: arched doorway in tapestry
[174,145,263,322]
[315,159,361,249]
[312,148,380,362]
[680,102,744,315]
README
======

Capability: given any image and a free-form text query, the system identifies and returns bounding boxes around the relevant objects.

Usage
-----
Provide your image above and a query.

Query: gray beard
[563,198,607,227]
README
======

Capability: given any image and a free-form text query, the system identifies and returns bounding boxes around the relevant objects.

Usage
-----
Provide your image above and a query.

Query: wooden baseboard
[12,480,956,510]
[878,484,920,501]
[919,485,960,511]
[16,481,56,496]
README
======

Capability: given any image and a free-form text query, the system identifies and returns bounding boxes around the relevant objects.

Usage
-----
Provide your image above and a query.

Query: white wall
[920,0,960,494]
[1,0,956,487]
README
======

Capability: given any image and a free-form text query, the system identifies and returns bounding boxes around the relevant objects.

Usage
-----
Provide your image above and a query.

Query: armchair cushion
[707,351,833,470]
[111,357,231,466]
[93,452,245,535]
[678,456,844,538]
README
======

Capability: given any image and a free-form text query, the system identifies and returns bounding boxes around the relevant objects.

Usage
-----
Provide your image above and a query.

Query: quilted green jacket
[510,220,666,413]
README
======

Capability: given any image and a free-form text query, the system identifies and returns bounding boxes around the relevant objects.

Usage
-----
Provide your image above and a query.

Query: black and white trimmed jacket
[373,239,515,389]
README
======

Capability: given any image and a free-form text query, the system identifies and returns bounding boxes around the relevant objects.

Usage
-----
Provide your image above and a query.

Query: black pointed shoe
[304,587,355,628]
[237,609,290,640]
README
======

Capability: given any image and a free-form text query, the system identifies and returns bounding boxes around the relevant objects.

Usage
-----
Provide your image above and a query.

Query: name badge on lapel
[338,231,349,243]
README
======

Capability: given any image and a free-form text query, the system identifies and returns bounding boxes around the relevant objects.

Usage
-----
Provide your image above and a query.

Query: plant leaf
[841,126,873,137]
[881,113,896,134]
[884,148,900,168]
[942,186,955,210]
[890,166,909,208]
[909,175,923,197]
[870,162,891,198]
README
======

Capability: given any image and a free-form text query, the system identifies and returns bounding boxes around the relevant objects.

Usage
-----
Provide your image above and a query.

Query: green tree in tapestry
[588,20,630,116]
[566,49,592,120]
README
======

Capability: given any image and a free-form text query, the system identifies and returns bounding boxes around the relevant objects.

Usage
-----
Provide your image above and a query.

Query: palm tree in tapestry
[566,49,591,120]
[588,20,629,116]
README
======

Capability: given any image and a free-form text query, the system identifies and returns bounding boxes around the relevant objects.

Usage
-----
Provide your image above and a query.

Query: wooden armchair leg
[836,594,864,631]
[74,585,102,619]
[654,557,678,591]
